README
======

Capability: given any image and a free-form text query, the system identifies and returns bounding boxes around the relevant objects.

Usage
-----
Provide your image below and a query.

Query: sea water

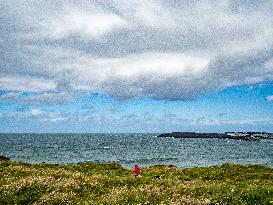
[0,133,273,168]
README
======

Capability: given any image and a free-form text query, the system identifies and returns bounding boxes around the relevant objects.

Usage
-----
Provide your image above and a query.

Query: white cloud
[264,58,273,70]
[24,92,73,104]
[1,0,273,101]
[109,0,174,28]
[63,51,211,99]
[195,117,273,126]
[196,117,220,126]
[129,0,175,28]
[1,107,67,122]
[30,108,42,117]
[266,95,273,101]
[0,92,21,100]
[74,52,209,80]
[224,118,273,125]
[0,90,73,105]
[111,53,209,77]
[0,77,56,93]
[41,11,127,39]
[29,109,67,122]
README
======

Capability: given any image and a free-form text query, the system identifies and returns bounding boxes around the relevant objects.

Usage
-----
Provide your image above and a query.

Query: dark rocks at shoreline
[0,155,10,161]
[158,132,225,139]
[157,132,273,141]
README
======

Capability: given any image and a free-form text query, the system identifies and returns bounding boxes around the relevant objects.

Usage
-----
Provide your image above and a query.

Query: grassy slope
[0,160,273,205]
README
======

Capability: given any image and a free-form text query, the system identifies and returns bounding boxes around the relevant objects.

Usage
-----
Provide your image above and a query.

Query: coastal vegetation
[1,158,273,204]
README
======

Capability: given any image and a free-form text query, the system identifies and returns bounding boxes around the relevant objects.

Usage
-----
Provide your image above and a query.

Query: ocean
[1,133,273,168]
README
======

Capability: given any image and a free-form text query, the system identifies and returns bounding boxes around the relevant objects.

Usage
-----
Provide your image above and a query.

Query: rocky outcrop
[0,155,10,161]
[157,132,272,141]
[158,132,226,139]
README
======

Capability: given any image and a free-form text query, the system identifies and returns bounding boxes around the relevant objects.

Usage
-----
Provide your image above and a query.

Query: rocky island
[157,132,273,141]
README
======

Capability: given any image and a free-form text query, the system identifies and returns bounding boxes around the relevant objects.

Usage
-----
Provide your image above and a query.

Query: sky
[0,0,273,133]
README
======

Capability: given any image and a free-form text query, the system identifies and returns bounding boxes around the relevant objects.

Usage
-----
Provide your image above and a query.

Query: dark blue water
[0,133,273,168]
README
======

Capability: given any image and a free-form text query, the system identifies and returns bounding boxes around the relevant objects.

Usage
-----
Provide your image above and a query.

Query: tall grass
[1,160,273,204]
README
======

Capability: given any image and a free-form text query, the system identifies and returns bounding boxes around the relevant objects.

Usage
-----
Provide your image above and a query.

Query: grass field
[1,159,273,204]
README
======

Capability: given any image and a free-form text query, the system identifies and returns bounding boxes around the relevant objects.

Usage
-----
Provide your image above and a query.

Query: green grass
[1,159,273,204]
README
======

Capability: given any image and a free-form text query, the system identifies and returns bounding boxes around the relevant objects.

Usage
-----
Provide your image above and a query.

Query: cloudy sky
[1,0,273,133]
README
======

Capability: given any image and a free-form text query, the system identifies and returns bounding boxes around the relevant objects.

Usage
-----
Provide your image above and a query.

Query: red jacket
[134,165,140,176]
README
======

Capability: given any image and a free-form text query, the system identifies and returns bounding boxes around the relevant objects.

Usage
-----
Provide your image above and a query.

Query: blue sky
[1,0,273,133]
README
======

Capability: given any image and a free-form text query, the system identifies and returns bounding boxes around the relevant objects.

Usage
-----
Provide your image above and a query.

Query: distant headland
[157,132,273,141]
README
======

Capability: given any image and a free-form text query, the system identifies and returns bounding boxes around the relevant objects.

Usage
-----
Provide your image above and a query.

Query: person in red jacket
[134,164,140,177]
